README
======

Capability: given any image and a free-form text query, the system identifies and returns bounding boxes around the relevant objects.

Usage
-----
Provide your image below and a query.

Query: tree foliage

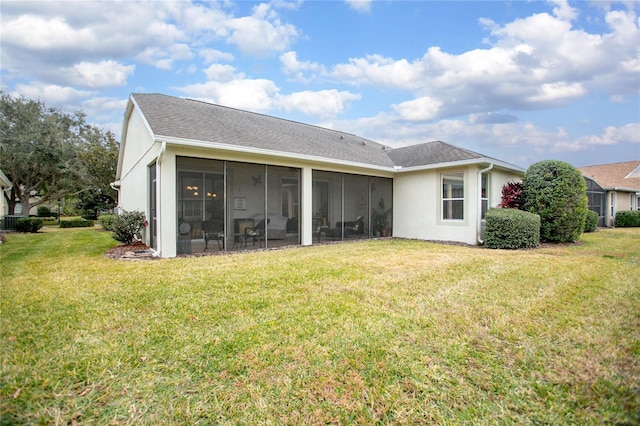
[522,160,588,242]
[0,92,119,216]
[75,128,119,216]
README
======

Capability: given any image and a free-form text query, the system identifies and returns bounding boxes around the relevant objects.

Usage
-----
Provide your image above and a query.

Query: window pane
[442,172,464,220]
[443,200,464,220]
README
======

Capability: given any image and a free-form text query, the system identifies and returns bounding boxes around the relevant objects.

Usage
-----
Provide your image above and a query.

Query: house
[579,161,640,227]
[0,169,14,230]
[115,93,524,258]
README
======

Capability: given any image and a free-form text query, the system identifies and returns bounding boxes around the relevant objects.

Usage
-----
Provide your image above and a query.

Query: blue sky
[1,0,638,168]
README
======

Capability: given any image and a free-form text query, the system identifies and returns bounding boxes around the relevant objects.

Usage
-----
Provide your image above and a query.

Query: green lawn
[1,227,638,424]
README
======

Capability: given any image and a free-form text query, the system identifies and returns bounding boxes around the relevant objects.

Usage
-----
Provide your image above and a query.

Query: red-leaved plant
[500,181,524,209]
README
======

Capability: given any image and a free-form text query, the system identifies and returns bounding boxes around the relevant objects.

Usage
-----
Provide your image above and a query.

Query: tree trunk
[8,186,18,215]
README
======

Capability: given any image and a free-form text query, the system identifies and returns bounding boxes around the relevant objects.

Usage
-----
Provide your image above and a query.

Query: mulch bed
[105,241,156,260]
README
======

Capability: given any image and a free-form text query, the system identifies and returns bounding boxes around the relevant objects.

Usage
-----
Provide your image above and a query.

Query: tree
[0,92,118,216]
[75,127,119,217]
[522,160,588,242]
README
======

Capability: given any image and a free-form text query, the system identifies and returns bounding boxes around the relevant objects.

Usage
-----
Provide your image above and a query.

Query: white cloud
[225,3,298,56]
[61,60,135,88]
[203,64,240,82]
[277,89,361,118]
[559,123,640,150]
[549,0,578,21]
[0,14,96,51]
[345,0,372,13]
[136,43,193,70]
[527,82,586,104]
[392,97,443,122]
[178,79,279,112]
[199,48,235,64]
[12,82,93,105]
[332,55,424,90]
[321,4,639,118]
[280,51,326,82]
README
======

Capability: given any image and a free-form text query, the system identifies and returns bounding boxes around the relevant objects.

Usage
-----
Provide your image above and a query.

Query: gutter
[477,163,494,245]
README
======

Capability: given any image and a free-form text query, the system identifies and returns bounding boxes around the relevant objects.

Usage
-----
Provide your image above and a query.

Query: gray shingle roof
[132,93,395,167]
[386,140,486,167]
[131,93,513,170]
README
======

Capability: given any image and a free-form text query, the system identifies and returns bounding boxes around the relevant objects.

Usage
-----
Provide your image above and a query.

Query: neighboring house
[115,93,524,258]
[579,161,640,227]
[0,169,12,227]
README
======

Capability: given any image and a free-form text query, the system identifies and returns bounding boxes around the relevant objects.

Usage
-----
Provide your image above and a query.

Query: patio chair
[244,218,270,247]
[202,220,224,251]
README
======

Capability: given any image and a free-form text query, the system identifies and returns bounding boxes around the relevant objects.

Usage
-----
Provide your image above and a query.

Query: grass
[1,227,639,425]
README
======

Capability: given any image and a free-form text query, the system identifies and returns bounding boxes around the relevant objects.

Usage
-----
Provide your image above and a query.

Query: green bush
[615,211,640,227]
[112,210,147,245]
[82,209,97,220]
[15,217,44,233]
[523,160,588,243]
[583,210,599,233]
[37,206,51,217]
[484,208,540,249]
[60,219,95,228]
[98,214,117,231]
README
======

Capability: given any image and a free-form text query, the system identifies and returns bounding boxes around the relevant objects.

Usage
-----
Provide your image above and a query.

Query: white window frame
[481,173,490,220]
[441,172,464,221]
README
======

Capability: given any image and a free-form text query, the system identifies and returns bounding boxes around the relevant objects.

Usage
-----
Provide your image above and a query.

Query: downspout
[154,141,167,257]
[477,163,494,245]
[109,181,121,211]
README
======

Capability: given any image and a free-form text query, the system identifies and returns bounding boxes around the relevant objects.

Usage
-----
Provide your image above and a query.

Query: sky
[1,0,639,169]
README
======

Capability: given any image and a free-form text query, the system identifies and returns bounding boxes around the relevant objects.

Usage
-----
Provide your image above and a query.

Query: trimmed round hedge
[583,210,599,233]
[484,208,540,249]
[523,160,588,243]
[615,211,640,227]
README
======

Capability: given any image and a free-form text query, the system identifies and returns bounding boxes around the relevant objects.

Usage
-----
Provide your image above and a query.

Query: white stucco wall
[393,165,523,245]
[118,106,160,247]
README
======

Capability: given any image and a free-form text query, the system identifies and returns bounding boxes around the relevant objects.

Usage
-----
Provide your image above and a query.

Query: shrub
[37,206,51,217]
[500,181,524,209]
[615,211,640,227]
[82,209,97,220]
[60,219,95,228]
[15,217,44,233]
[484,208,540,249]
[583,210,599,233]
[112,210,147,245]
[523,160,588,243]
[98,214,117,231]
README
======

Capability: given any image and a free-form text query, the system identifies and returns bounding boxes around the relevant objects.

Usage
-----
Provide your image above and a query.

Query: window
[481,173,489,219]
[442,172,464,220]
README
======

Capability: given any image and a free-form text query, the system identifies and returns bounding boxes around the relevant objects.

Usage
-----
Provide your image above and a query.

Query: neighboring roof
[0,169,12,189]
[579,161,640,191]
[128,93,523,173]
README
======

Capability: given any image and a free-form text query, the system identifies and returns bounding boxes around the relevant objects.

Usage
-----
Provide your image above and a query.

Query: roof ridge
[579,160,640,168]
